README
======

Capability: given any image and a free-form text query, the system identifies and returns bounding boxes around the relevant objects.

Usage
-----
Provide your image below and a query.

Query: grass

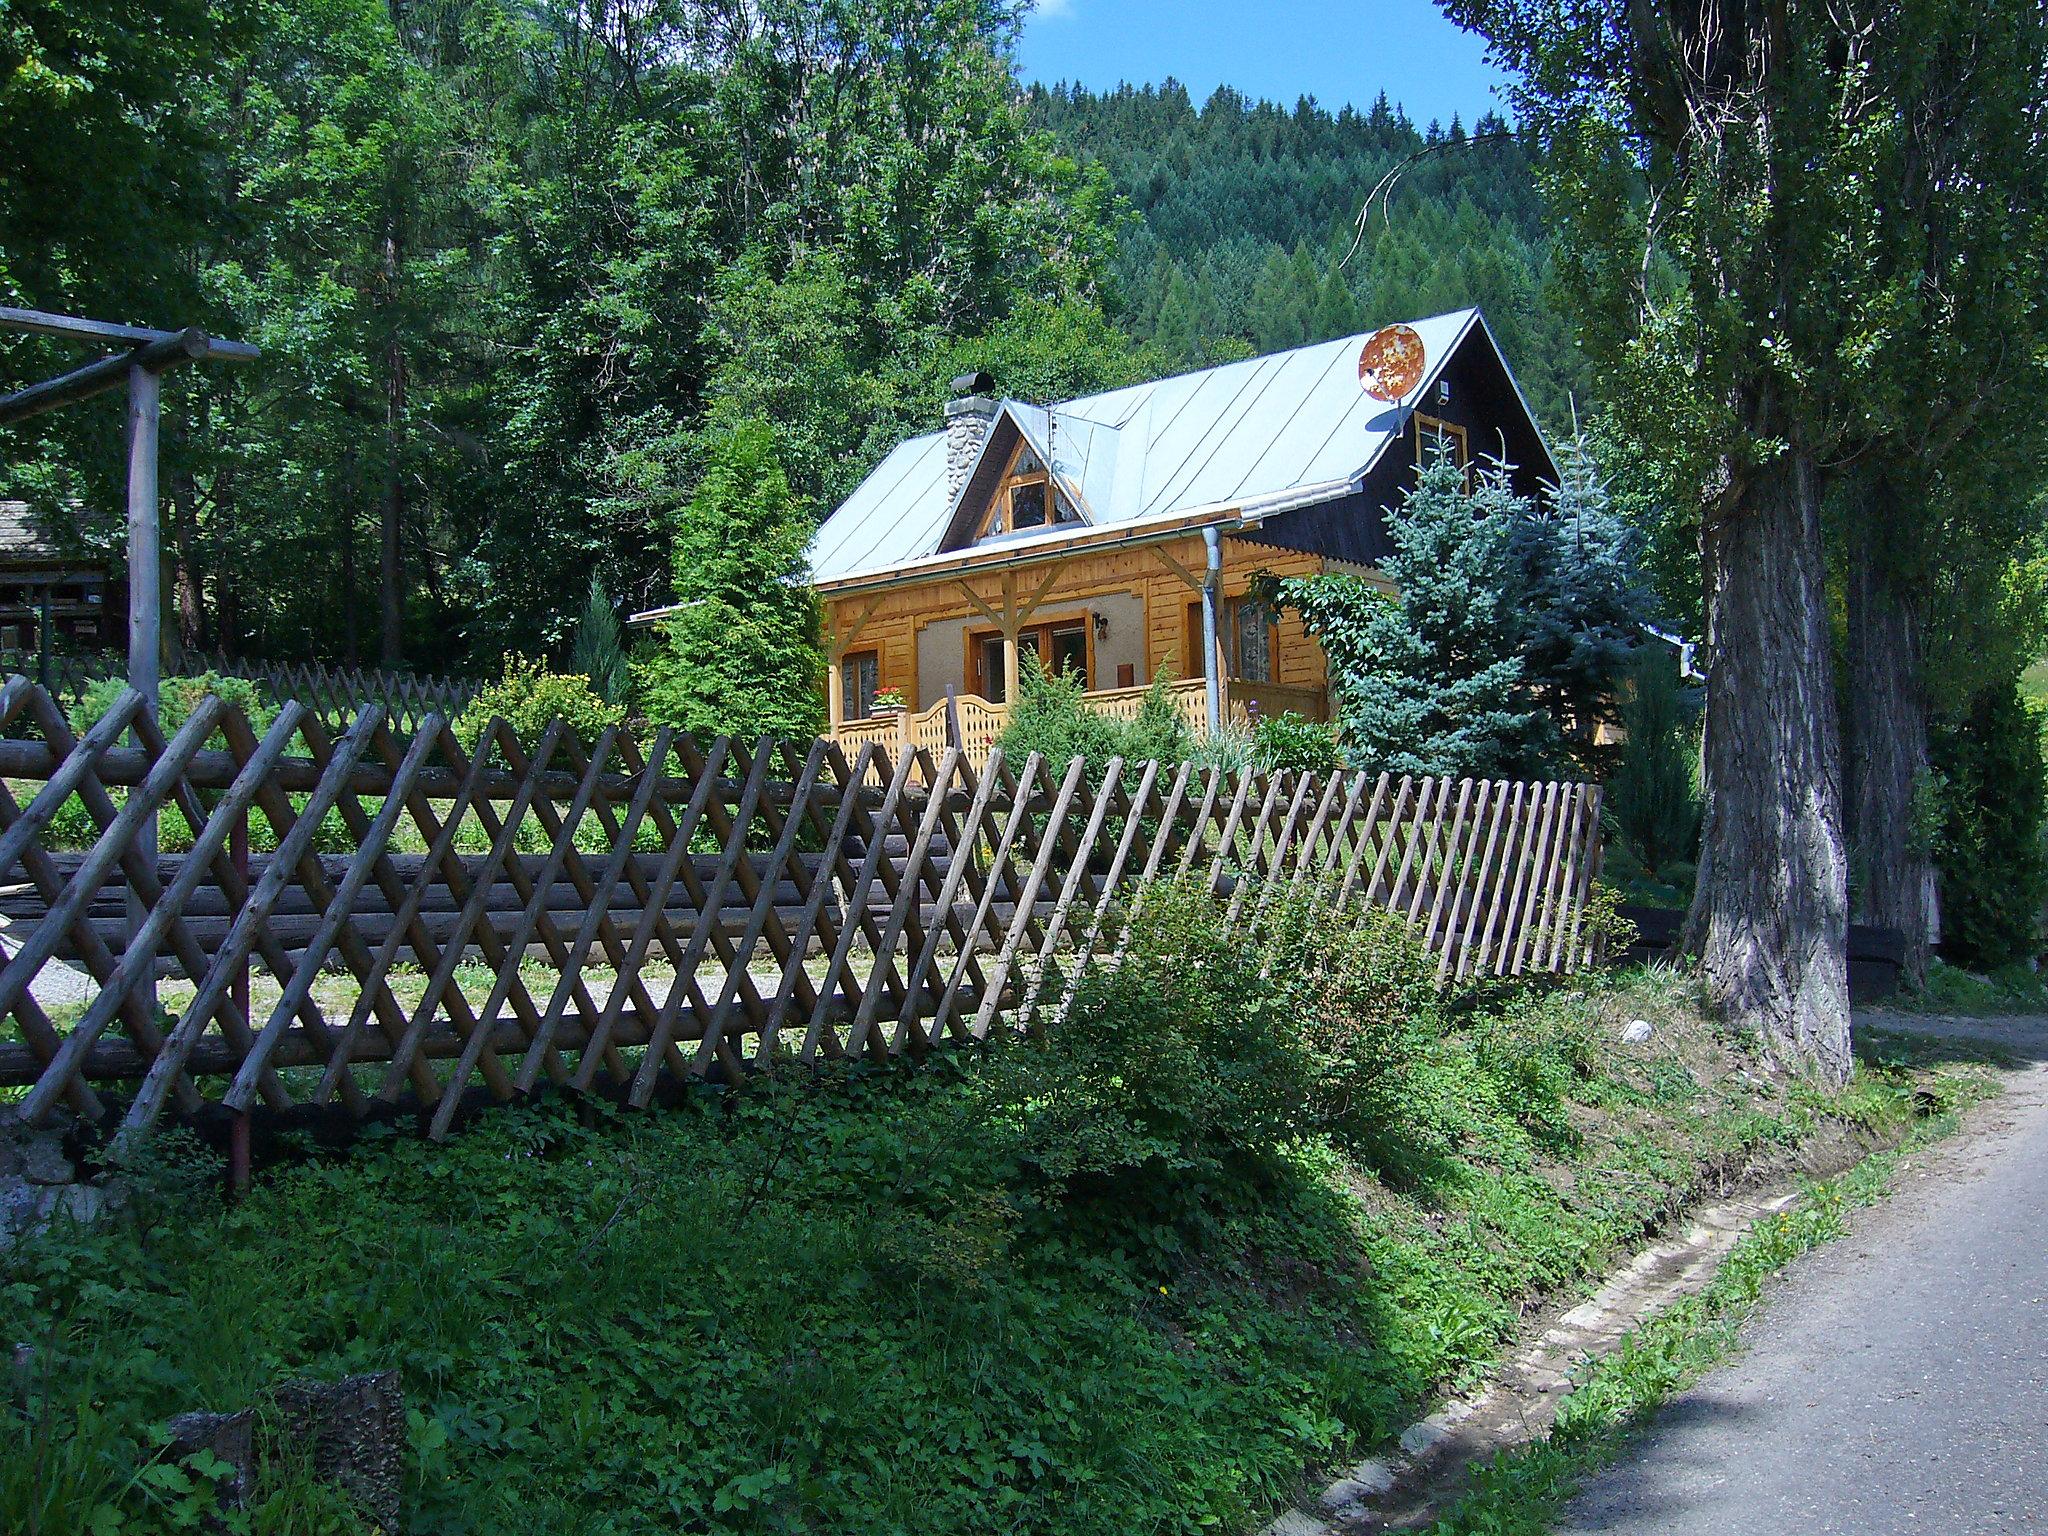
[1419,1053,1994,1535]
[0,957,1983,1536]
[1887,957,2048,1016]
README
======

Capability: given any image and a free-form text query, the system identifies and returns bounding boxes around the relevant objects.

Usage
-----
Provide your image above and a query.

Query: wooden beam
[0,305,260,360]
[1011,560,1067,628]
[955,579,1008,634]
[827,591,887,660]
[1151,542,1204,592]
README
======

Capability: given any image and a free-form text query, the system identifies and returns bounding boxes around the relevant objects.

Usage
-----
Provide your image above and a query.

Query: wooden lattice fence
[0,648,480,732]
[0,678,1604,1144]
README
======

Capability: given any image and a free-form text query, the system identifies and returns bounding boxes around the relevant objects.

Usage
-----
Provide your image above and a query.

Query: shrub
[569,572,629,704]
[996,653,1192,779]
[67,670,278,746]
[1252,710,1340,775]
[635,419,825,741]
[1009,877,1437,1203]
[1604,645,1701,883]
[1930,675,2048,968]
[456,654,625,753]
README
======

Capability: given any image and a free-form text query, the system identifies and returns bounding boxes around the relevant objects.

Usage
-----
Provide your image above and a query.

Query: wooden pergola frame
[1,304,259,1011]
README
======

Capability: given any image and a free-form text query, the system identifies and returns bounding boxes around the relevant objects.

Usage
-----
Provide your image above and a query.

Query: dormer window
[978,440,1081,540]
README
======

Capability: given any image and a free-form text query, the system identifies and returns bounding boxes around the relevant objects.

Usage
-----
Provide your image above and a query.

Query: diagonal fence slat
[0,677,1608,1141]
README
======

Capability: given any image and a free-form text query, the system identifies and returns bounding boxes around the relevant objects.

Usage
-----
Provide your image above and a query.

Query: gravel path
[1557,1013,2048,1535]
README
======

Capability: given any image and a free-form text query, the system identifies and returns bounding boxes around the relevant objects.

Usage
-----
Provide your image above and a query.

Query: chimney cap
[950,369,996,397]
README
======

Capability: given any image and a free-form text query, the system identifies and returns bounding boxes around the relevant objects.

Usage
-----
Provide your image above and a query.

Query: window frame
[977,438,1081,540]
[839,648,882,721]
[1413,411,1470,472]
[964,615,1093,702]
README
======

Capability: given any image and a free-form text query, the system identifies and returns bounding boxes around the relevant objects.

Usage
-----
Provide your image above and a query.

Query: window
[1413,411,1470,470]
[1185,598,1278,683]
[977,440,1081,540]
[1231,596,1274,683]
[840,650,880,719]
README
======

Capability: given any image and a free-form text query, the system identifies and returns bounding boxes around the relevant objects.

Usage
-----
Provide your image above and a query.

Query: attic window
[978,438,1079,539]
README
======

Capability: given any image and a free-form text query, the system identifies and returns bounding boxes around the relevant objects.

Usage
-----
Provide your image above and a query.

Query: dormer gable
[935,404,1092,553]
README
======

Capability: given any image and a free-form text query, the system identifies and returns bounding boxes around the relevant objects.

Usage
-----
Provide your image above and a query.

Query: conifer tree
[1276,452,1542,775]
[1508,434,1652,754]
[637,421,823,741]
[570,572,629,705]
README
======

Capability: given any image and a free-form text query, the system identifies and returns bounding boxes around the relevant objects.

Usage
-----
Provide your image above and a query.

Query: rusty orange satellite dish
[1357,324,1426,403]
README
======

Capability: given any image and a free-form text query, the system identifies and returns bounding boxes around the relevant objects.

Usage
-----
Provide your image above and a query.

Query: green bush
[67,670,279,747]
[1009,877,1437,1201]
[1604,645,1701,884]
[1252,710,1340,775]
[455,654,625,753]
[1930,674,2048,968]
[996,653,1192,779]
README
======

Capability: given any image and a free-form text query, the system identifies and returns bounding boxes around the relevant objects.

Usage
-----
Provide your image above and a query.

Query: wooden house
[808,308,1556,759]
[0,500,113,656]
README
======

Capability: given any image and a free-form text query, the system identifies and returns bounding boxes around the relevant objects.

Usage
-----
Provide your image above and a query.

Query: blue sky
[1017,0,1511,131]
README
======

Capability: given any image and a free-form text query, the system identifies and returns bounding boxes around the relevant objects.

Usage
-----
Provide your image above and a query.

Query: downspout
[1201,525,1223,736]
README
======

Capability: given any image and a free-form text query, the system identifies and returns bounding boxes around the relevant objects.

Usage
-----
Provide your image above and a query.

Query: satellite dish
[1358,324,1426,403]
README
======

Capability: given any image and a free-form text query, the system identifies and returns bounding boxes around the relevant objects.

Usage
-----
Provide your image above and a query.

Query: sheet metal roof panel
[807,432,948,582]
[806,307,1484,585]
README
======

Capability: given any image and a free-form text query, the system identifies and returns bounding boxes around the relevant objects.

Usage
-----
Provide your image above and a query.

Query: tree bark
[1686,446,1853,1086]
[1844,478,1937,986]
[379,229,406,667]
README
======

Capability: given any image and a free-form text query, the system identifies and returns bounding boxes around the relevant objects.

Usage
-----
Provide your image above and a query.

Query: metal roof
[808,308,1487,587]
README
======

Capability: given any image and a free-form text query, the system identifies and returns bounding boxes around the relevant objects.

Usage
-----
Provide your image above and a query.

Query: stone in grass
[271,1370,404,1532]
[165,1409,257,1509]
[1621,1018,1654,1044]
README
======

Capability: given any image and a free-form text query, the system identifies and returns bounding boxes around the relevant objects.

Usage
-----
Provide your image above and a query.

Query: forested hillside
[1033,82,1591,426]
[0,0,1147,673]
[2,3,1589,676]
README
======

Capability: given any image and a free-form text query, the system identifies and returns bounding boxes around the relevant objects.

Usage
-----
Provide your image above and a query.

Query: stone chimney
[945,371,998,499]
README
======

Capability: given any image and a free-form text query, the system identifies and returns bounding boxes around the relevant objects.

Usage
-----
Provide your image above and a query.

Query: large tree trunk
[1686,447,1853,1086]
[379,229,406,667]
[1844,479,1938,986]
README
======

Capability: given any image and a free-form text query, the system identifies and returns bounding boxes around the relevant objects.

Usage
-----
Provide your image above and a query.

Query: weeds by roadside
[1418,1055,1997,1536]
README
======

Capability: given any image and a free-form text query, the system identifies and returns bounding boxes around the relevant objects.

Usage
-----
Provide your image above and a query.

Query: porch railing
[835,679,1328,766]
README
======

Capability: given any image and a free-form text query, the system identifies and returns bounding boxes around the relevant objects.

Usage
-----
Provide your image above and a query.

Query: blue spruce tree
[1278,450,1544,776]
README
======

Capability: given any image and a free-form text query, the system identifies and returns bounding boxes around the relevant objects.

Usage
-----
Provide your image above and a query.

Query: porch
[830,675,1329,768]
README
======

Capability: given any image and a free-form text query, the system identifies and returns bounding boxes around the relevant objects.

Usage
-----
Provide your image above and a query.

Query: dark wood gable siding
[1237,322,1557,568]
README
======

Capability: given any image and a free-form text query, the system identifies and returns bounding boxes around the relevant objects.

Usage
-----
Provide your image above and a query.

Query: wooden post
[127,362,161,1017]
[826,644,845,729]
[1000,572,1021,704]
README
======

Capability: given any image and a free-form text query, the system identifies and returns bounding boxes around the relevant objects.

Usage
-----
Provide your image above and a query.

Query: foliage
[0,933,1961,1534]
[0,0,1129,672]
[569,574,629,705]
[1252,712,1342,776]
[67,671,279,748]
[1603,646,1702,883]
[1928,676,2048,969]
[635,420,825,743]
[995,653,1192,779]
[1013,882,1439,1196]
[1275,453,1544,776]
[1511,434,1655,758]
[454,654,624,753]
[1031,84,1591,425]
[1896,958,2048,1018]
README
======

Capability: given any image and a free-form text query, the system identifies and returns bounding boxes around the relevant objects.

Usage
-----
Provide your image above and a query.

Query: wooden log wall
[0,678,1605,1144]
